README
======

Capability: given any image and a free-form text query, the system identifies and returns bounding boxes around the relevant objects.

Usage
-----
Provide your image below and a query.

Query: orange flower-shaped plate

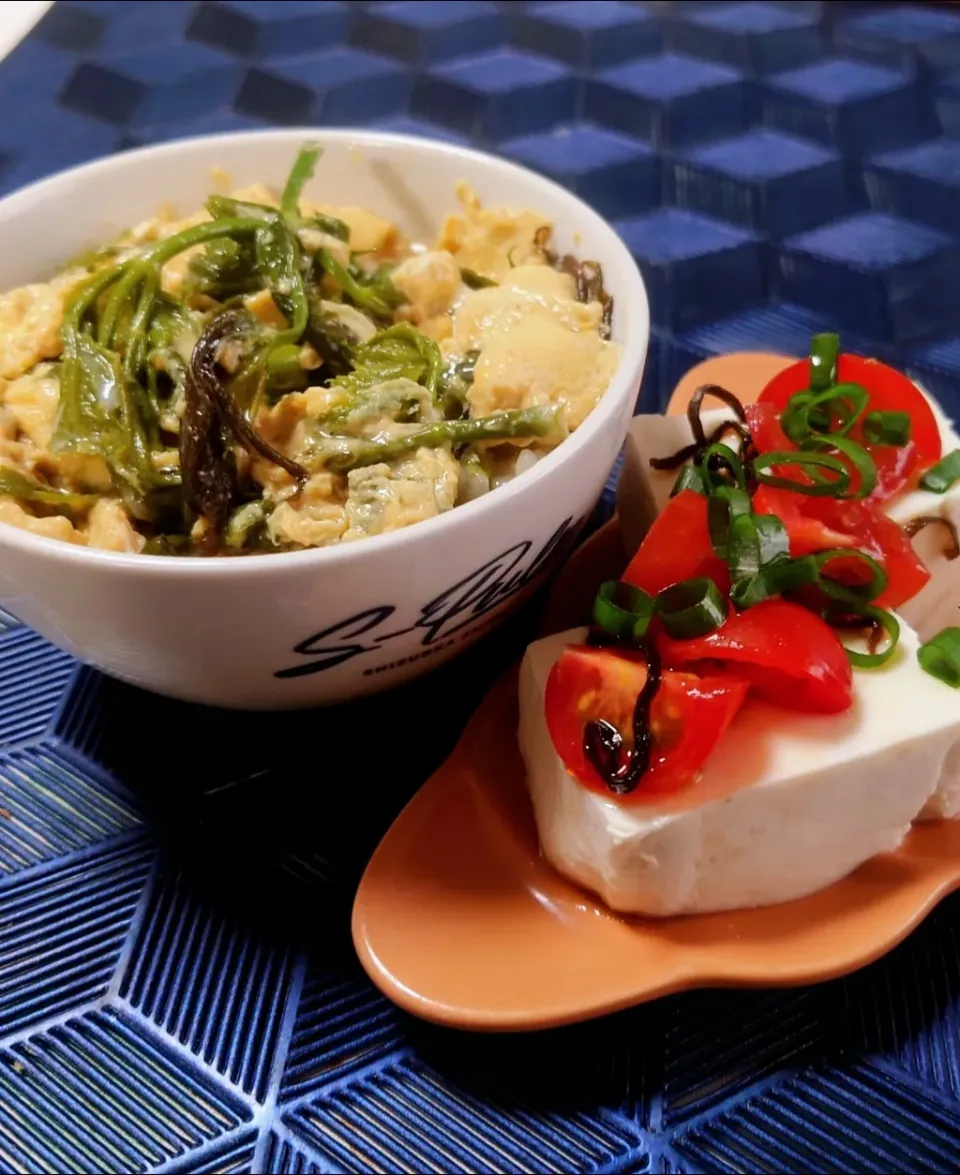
[352,352,960,1032]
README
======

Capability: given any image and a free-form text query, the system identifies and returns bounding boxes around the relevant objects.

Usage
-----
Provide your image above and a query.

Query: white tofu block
[519,625,960,916]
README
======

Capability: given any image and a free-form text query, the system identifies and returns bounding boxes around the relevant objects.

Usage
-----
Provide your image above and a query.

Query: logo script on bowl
[274,516,585,680]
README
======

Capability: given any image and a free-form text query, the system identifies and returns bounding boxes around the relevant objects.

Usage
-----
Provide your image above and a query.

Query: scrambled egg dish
[0,144,619,556]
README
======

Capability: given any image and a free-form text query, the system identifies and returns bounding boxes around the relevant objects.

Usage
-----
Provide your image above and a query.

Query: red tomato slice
[745,401,792,457]
[657,598,853,714]
[752,485,930,609]
[545,644,749,799]
[756,354,942,501]
[622,489,731,597]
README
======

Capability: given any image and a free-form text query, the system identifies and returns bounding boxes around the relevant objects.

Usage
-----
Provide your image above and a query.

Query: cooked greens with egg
[0,144,620,555]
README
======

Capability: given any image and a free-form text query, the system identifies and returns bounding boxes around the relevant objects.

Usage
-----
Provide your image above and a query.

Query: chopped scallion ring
[726,512,792,584]
[671,465,709,497]
[781,382,869,444]
[820,580,900,668]
[752,450,851,496]
[809,332,839,391]
[697,442,746,491]
[863,409,911,447]
[920,449,960,494]
[730,554,819,609]
[818,383,869,436]
[801,434,877,499]
[656,577,728,639]
[592,580,655,643]
[724,511,791,591]
[917,627,960,688]
[753,513,790,565]
[786,384,868,441]
[813,548,888,602]
[728,512,763,582]
[707,485,751,557]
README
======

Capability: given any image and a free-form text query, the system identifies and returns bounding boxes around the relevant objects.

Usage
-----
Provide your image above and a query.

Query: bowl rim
[0,126,649,578]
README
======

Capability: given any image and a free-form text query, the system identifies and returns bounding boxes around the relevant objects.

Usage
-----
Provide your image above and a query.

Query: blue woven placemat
[4,2,960,1172]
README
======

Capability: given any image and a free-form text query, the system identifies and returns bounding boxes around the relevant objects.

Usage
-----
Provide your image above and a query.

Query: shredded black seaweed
[180,310,307,531]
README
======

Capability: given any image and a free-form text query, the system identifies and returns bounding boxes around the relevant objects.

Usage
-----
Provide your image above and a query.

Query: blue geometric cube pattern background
[6,1,960,1171]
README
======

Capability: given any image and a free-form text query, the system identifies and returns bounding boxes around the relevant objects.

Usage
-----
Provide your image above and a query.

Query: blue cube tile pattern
[616,207,764,330]
[670,1,824,76]
[777,211,960,342]
[671,127,852,237]
[227,0,351,60]
[908,332,960,408]
[586,52,751,147]
[936,68,960,137]
[101,45,245,127]
[356,1,505,66]
[763,57,938,155]
[513,1,663,69]
[269,48,412,125]
[95,1,196,55]
[414,48,576,140]
[865,137,960,235]
[504,123,661,219]
[834,4,960,76]
[5,3,960,1174]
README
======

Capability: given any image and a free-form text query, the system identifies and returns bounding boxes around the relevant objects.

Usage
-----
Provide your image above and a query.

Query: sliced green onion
[917,627,960,688]
[656,577,727,639]
[820,580,900,667]
[782,392,816,445]
[802,434,877,499]
[920,449,960,494]
[696,442,745,491]
[731,555,819,609]
[593,580,655,643]
[753,450,851,496]
[727,511,794,588]
[754,513,791,565]
[707,485,751,557]
[782,382,869,443]
[863,409,911,447]
[671,465,709,497]
[820,383,868,435]
[813,548,888,601]
[727,513,763,582]
[809,332,839,391]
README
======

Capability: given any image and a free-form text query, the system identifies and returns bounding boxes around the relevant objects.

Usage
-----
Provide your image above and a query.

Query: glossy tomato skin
[755,354,942,501]
[658,598,854,714]
[622,489,731,597]
[752,486,930,609]
[745,401,791,457]
[544,644,749,799]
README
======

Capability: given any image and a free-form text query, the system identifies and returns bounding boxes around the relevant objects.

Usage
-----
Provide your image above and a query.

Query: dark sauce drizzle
[903,515,960,561]
[649,384,754,487]
[533,226,614,338]
[579,385,749,795]
[826,611,885,655]
[583,622,662,795]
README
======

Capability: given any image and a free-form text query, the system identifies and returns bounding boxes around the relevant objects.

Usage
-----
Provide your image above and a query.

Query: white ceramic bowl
[0,128,649,708]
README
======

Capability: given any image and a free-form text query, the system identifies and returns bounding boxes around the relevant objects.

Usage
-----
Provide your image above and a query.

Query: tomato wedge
[545,644,749,799]
[755,354,942,501]
[622,489,731,597]
[752,485,930,609]
[657,598,854,714]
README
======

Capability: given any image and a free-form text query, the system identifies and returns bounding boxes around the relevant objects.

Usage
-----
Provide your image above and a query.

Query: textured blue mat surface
[4,2,960,1172]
